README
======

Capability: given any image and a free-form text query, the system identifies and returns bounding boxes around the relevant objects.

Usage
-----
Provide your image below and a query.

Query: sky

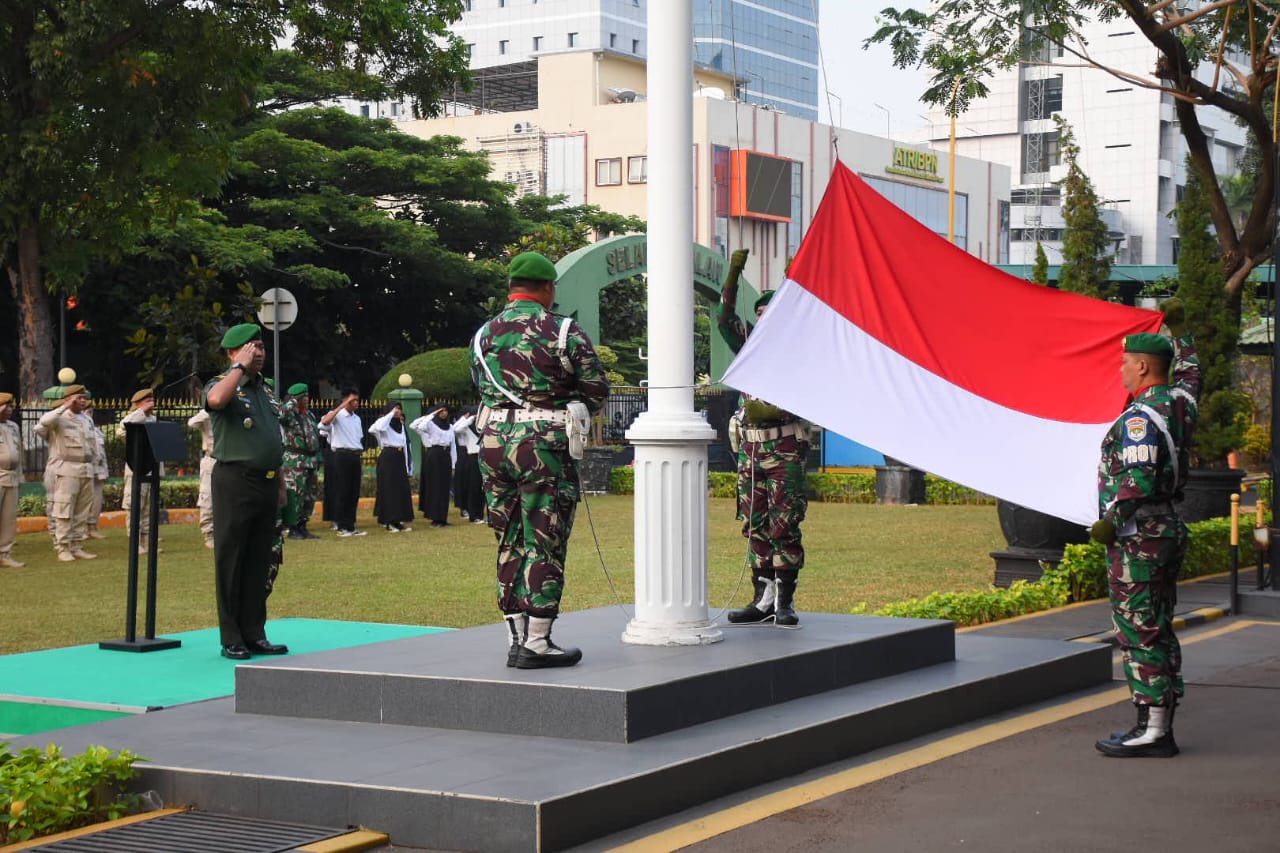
[816,4,932,137]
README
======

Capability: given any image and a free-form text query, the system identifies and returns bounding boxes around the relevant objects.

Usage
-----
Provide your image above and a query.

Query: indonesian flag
[721,161,1162,526]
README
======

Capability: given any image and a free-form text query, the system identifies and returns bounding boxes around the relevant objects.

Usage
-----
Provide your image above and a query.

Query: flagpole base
[622,617,723,646]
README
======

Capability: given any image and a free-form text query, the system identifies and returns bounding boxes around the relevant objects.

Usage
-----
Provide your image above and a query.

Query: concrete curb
[16,498,376,535]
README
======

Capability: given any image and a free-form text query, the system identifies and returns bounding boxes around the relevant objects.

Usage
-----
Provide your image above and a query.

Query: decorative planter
[990,499,1090,587]
[578,446,618,495]
[875,462,925,505]
[1176,467,1246,523]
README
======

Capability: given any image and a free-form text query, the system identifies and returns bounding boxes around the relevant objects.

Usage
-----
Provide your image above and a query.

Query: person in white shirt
[187,408,215,548]
[409,406,456,527]
[452,406,485,524]
[319,389,366,537]
[368,403,414,532]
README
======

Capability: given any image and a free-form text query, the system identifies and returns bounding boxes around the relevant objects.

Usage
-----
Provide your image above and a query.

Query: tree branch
[1155,0,1239,33]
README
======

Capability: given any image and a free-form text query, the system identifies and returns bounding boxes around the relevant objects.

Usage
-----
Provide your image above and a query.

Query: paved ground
[362,574,1280,853]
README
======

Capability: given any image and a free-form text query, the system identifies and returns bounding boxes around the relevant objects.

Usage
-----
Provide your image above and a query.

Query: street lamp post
[873,102,891,139]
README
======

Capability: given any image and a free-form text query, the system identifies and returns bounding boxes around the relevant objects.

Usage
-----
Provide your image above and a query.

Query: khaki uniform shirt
[39,404,96,479]
[0,420,21,486]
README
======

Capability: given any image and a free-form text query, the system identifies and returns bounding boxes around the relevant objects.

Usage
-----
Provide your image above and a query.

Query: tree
[868,1,1279,305]
[1032,242,1050,285]
[1055,118,1112,299]
[1,1,470,398]
[1175,156,1250,467]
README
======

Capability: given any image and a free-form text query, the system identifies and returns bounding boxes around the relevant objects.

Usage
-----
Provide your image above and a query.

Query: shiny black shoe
[287,528,307,540]
[246,640,289,655]
[220,644,251,661]
[514,641,583,669]
[1095,731,1179,758]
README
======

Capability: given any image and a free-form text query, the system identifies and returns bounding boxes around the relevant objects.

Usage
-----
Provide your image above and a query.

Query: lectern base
[99,637,182,653]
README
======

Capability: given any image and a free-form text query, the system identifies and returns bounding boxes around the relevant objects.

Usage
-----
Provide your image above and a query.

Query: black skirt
[454,452,485,521]
[418,445,453,522]
[374,446,414,526]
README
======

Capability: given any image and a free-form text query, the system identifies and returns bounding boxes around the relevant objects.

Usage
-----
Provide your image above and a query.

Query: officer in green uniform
[472,251,609,669]
[204,323,289,661]
[717,249,812,627]
[1092,300,1199,758]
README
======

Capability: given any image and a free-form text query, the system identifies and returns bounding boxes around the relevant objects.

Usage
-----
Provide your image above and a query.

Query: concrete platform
[1237,587,1280,618]
[234,610,956,742]
[13,609,1110,852]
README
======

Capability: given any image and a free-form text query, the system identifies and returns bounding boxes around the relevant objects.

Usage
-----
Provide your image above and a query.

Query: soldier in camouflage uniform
[279,383,322,540]
[717,249,811,627]
[1092,300,1199,759]
[472,251,609,669]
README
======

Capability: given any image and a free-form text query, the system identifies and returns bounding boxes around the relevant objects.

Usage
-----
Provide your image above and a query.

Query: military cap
[1124,333,1173,358]
[220,322,262,349]
[287,382,309,397]
[131,388,155,405]
[508,251,558,283]
[753,289,775,312]
[61,383,86,399]
[0,392,12,406]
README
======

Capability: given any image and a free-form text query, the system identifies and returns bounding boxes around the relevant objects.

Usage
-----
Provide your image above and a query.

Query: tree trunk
[7,223,55,399]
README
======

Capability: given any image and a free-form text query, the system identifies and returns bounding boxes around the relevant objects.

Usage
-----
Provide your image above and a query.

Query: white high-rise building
[925,15,1247,266]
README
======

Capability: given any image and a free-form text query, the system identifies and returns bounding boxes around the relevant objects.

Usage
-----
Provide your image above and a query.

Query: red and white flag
[721,161,1162,526]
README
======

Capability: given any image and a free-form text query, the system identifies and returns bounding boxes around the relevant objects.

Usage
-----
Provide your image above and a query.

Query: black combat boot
[1107,704,1149,742]
[774,572,799,627]
[727,571,776,624]
[1095,705,1178,757]
[287,526,307,540]
[515,616,582,669]
[504,613,527,668]
[299,520,320,540]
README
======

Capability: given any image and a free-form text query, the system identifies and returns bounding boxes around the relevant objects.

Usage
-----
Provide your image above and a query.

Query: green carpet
[0,618,448,737]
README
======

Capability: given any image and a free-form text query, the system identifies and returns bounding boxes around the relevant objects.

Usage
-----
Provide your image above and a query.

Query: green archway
[553,234,760,382]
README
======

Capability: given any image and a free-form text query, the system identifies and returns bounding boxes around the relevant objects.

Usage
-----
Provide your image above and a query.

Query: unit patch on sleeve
[1121,413,1158,468]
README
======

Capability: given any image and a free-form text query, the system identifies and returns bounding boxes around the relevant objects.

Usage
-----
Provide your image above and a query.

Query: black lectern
[100,421,189,652]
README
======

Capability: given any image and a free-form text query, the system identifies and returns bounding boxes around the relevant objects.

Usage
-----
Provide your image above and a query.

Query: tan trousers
[198,454,215,540]
[0,481,16,558]
[44,466,58,540]
[122,469,153,539]
[50,474,94,553]
[90,479,105,529]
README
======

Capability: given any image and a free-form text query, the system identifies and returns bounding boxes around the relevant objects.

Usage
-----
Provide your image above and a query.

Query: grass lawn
[0,496,1005,655]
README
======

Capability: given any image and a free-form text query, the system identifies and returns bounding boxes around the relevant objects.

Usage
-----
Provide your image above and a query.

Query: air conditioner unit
[607,87,638,103]
[512,121,536,134]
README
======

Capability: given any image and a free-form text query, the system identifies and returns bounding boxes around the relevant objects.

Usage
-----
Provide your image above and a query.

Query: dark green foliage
[1055,118,1112,299]
[1176,157,1249,467]
[371,348,475,401]
[1031,242,1049,286]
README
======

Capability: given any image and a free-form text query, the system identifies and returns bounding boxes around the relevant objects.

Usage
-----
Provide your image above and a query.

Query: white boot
[515,616,582,669]
[504,613,527,668]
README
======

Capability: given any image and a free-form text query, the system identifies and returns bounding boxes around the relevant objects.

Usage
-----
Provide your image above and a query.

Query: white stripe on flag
[722,280,1106,526]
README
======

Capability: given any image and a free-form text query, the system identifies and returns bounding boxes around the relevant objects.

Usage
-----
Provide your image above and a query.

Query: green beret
[1124,333,1173,358]
[753,290,775,312]
[220,323,262,349]
[287,382,309,397]
[263,377,274,388]
[508,252,558,283]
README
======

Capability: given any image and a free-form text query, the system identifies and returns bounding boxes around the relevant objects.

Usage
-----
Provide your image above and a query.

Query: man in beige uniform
[119,388,159,553]
[38,385,98,561]
[86,399,108,540]
[187,407,215,548]
[0,392,24,568]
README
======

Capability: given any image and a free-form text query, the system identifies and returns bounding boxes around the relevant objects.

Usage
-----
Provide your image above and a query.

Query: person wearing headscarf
[368,402,414,532]
[452,405,486,524]
[409,405,457,527]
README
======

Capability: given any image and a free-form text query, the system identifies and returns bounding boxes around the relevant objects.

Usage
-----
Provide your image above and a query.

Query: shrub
[18,494,45,517]
[608,466,635,495]
[853,580,1068,626]
[708,471,736,498]
[0,742,145,844]
[371,348,475,401]
[924,475,995,505]
[806,472,876,503]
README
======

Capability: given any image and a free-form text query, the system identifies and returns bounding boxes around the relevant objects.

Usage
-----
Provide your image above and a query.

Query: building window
[610,33,617,48]
[498,0,505,7]
[568,32,577,47]
[632,38,640,53]
[360,104,370,118]
[1022,131,1060,173]
[627,156,647,183]
[499,39,508,55]
[1022,75,1062,120]
[464,0,471,9]
[390,102,400,117]
[533,35,542,51]
[596,158,622,186]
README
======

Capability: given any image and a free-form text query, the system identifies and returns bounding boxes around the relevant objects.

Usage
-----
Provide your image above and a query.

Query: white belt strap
[556,317,574,374]
[1134,403,1178,484]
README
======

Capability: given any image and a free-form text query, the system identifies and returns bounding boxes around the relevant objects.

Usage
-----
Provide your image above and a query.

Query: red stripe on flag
[786,162,1162,424]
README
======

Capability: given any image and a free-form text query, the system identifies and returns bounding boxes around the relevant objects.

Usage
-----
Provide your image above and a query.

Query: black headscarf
[386,402,403,433]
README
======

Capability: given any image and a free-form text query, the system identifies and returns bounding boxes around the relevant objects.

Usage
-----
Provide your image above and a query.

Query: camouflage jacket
[1097,334,1200,537]
[716,275,797,427]
[472,297,609,415]
[279,399,321,468]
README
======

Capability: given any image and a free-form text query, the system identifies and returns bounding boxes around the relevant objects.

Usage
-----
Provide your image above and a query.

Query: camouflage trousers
[1107,519,1188,707]
[282,463,318,527]
[479,421,580,618]
[739,435,808,574]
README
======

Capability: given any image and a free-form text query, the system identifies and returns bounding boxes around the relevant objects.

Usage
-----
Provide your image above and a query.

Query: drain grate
[25,810,344,852]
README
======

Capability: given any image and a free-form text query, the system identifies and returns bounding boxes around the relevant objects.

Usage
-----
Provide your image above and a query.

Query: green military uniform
[279,383,322,537]
[1094,330,1199,758]
[205,324,285,653]
[717,255,810,626]
[472,251,609,668]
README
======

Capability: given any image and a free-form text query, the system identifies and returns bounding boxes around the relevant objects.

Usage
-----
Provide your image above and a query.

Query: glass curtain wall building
[693,0,820,120]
